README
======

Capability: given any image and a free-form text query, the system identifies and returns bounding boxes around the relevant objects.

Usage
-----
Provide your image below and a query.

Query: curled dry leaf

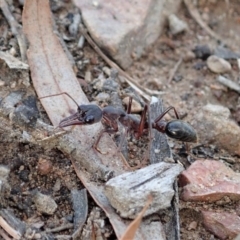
[22,0,154,239]
[120,195,153,240]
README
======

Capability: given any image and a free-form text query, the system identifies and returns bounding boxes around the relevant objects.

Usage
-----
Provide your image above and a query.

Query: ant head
[78,104,103,124]
[165,120,197,142]
[59,104,102,128]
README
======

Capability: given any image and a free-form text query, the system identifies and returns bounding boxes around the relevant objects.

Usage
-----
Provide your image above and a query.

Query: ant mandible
[40,92,197,153]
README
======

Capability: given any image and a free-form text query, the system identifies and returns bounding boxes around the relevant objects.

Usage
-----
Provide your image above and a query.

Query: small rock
[202,211,240,239]
[193,61,206,70]
[37,158,52,175]
[10,81,17,88]
[122,97,143,113]
[168,14,188,35]
[0,165,10,180]
[191,104,240,155]
[33,191,57,215]
[0,166,10,196]
[74,0,181,69]
[102,78,119,92]
[102,66,111,76]
[84,71,92,83]
[53,179,61,192]
[183,50,195,62]
[68,12,81,37]
[214,46,240,60]
[207,55,232,73]
[77,35,85,49]
[19,169,30,182]
[95,92,110,102]
[0,91,24,116]
[0,80,5,87]
[105,162,183,219]
[179,159,240,202]
[188,221,197,230]
[11,95,39,127]
[192,45,212,60]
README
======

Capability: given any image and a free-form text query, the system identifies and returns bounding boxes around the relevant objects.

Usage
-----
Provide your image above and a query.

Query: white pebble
[207,55,231,73]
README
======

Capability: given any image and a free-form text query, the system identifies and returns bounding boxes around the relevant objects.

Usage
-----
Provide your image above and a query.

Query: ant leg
[126,97,133,114]
[136,104,148,138]
[154,106,180,124]
[93,127,118,154]
[39,92,79,108]
[143,102,153,165]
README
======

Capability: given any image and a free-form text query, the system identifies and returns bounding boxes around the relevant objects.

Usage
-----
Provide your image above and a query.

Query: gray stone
[33,191,57,215]
[168,14,188,35]
[74,0,181,69]
[95,92,110,101]
[105,162,183,219]
[191,104,240,156]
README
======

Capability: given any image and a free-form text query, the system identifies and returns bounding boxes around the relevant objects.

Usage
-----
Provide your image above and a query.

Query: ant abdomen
[165,120,197,142]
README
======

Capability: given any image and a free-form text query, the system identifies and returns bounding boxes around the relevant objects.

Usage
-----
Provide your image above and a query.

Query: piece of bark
[149,97,172,164]
[22,1,162,239]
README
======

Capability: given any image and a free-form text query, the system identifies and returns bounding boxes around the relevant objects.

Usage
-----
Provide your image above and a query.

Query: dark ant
[40,92,197,154]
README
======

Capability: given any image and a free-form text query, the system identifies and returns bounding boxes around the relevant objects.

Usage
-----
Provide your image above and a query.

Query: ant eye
[85,115,95,124]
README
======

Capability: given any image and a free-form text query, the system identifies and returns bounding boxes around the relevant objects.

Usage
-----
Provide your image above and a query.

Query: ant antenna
[40,92,79,107]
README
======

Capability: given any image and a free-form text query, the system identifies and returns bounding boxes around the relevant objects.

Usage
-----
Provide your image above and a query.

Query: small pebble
[122,97,142,113]
[0,80,5,87]
[95,92,110,102]
[33,191,57,215]
[19,169,30,182]
[53,178,61,192]
[37,158,52,175]
[10,81,16,88]
[168,14,188,35]
[102,66,111,76]
[193,45,212,60]
[0,165,10,180]
[84,71,92,83]
[207,55,232,73]
[188,221,198,230]
[183,51,195,62]
[77,35,85,49]
[9,47,17,56]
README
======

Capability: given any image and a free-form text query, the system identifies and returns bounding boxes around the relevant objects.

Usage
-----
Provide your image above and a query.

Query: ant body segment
[40,92,197,153]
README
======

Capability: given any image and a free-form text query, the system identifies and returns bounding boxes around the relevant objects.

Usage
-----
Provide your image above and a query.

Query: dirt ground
[0,0,240,239]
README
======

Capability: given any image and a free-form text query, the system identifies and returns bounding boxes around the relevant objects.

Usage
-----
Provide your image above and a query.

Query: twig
[184,0,229,47]
[45,223,74,233]
[217,75,240,94]
[0,0,27,61]
[0,216,21,240]
[55,235,72,240]
[80,24,156,101]
[167,57,183,83]
[0,229,12,240]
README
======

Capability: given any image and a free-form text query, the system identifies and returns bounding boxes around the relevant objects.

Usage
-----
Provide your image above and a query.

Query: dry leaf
[120,195,153,240]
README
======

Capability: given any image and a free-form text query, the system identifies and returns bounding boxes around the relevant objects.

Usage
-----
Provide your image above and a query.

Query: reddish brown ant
[40,92,197,153]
